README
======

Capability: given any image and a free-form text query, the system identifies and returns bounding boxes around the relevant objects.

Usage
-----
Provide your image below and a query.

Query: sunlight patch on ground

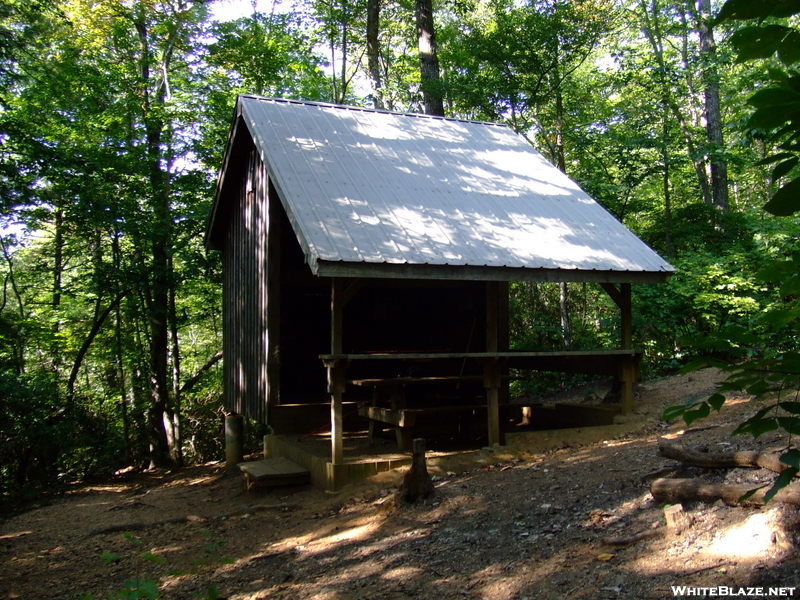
[470,562,528,600]
[0,531,31,541]
[382,565,425,580]
[476,575,525,599]
[82,486,127,493]
[266,516,384,558]
[148,544,186,557]
[164,475,219,487]
[306,522,382,551]
[705,510,782,559]
[74,500,115,509]
[350,531,411,559]
[600,438,641,449]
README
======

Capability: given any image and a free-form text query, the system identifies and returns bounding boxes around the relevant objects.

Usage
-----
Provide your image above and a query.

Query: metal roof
[207,96,674,283]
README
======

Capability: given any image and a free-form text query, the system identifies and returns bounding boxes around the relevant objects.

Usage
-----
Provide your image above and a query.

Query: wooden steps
[238,457,310,491]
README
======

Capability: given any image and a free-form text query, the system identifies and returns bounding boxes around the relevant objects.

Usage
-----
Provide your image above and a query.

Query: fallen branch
[657,438,787,474]
[678,561,728,578]
[603,527,665,546]
[650,478,800,506]
[640,466,679,482]
[88,503,300,536]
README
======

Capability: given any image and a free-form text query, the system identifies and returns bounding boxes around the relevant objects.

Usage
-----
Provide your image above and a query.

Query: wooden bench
[351,375,487,449]
[322,350,642,459]
[358,404,492,450]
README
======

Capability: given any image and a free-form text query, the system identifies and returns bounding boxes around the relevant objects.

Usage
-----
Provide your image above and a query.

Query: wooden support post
[330,279,344,465]
[225,414,244,470]
[484,360,501,447]
[328,363,345,464]
[600,282,635,414]
[485,282,501,446]
[388,384,410,450]
[619,283,633,414]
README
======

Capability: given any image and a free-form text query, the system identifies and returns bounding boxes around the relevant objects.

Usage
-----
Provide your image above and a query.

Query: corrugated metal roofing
[211,96,673,282]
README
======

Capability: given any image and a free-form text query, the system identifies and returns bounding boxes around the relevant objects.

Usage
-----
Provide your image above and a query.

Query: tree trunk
[695,0,729,211]
[115,292,130,462]
[662,100,674,259]
[136,15,175,469]
[65,290,131,410]
[554,83,566,174]
[367,0,383,109]
[415,0,444,117]
[552,90,571,350]
[560,282,571,350]
[51,207,64,368]
[1,236,25,371]
[639,0,712,206]
[167,255,183,467]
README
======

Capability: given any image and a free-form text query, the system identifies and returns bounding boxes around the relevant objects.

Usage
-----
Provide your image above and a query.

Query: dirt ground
[3,368,800,600]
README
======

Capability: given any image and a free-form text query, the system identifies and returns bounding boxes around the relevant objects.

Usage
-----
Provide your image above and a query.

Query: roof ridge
[238,95,507,128]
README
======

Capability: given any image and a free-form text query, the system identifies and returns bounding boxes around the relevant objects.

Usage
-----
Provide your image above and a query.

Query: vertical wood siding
[223,148,273,424]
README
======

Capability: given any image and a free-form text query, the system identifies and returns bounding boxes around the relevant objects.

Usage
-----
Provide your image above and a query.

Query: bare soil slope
[3,368,800,600]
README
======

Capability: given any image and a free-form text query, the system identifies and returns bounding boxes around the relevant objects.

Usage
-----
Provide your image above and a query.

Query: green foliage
[206,11,328,99]
[716,0,800,216]
[441,0,615,132]
[660,0,800,503]
[663,235,800,500]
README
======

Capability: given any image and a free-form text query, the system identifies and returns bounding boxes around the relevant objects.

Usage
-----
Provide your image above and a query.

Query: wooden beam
[599,282,623,307]
[342,279,362,306]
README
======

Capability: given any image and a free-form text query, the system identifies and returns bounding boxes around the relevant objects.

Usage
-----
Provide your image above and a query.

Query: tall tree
[415,0,445,116]
[367,0,384,108]
[692,0,729,211]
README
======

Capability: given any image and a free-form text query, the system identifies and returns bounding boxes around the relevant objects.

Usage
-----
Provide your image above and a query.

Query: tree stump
[664,503,692,535]
[398,438,435,503]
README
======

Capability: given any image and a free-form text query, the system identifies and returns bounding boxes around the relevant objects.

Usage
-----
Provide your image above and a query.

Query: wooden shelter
[205,96,673,488]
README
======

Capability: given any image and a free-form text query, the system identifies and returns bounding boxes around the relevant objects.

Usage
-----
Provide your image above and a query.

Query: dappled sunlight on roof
[210,97,673,279]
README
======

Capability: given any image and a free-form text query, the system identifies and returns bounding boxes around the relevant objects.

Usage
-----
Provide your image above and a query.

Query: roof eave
[313,260,674,284]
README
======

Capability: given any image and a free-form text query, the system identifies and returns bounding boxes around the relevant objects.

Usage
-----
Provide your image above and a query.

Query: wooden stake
[398,438,434,502]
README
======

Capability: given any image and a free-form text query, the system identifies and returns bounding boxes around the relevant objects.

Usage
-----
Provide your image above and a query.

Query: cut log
[398,438,435,503]
[657,438,787,473]
[650,478,800,506]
